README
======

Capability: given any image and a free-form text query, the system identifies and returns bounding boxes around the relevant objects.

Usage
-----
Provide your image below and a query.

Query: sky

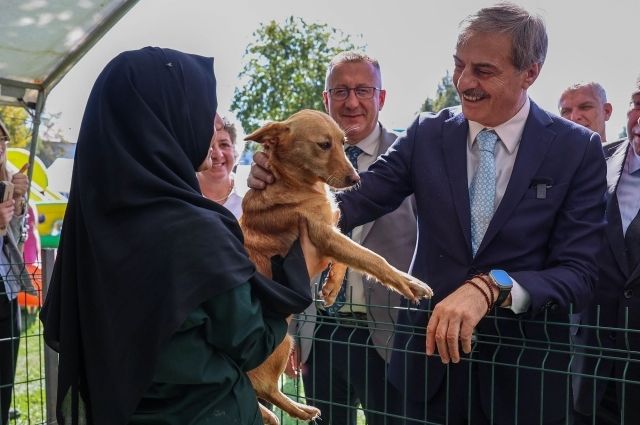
[45,0,640,145]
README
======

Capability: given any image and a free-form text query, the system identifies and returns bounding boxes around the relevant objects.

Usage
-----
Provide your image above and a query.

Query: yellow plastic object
[7,148,48,189]
[5,148,69,247]
[6,148,66,203]
[36,200,67,248]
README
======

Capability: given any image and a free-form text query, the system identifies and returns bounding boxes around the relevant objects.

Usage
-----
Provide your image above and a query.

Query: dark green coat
[130,283,287,425]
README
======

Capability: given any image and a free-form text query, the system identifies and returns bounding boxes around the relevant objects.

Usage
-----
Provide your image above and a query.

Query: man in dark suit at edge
[573,78,640,425]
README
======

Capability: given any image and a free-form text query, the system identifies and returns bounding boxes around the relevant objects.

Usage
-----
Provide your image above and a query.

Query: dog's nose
[346,173,360,186]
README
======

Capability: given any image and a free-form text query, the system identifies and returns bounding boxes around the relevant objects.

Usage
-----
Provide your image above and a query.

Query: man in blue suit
[338,4,607,423]
[249,3,607,424]
[573,79,640,425]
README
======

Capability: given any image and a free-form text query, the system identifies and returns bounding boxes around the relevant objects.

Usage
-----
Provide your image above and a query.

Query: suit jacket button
[624,289,633,299]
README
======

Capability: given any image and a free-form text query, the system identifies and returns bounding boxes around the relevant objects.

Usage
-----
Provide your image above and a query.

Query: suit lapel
[361,125,395,242]
[604,143,630,277]
[626,220,640,285]
[442,114,472,253]
[607,193,630,276]
[476,101,555,256]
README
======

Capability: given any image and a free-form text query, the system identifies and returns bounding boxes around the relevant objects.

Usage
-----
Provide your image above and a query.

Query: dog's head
[245,109,360,189]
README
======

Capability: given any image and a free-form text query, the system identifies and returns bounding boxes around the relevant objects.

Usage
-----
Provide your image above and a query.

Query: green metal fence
[2,258,46,425]
[5,265,639,424]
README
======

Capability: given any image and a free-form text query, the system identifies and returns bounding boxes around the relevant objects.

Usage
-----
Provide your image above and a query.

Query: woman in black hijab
[40,47,316,425]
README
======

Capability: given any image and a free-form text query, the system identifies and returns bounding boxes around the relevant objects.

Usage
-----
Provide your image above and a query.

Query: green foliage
[0,106,68,166]
[420,71,460,113]
[231,16,365,135]
[0,106,31,147]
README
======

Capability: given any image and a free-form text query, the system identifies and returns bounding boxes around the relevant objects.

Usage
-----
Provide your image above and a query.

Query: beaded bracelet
[464,279,491,316]
[474,274,496,309]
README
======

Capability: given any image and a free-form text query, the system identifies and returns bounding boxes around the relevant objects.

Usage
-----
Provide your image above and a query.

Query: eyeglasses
[327,87,380,101]
[630,99,640,111]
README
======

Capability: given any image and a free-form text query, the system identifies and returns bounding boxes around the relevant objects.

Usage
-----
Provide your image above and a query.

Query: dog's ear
[245,122,289,150]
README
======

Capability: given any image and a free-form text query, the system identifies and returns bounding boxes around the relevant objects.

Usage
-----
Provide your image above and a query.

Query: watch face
[490,269,513,288]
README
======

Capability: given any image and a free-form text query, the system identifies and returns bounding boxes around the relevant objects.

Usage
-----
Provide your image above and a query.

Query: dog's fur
[239,109,433,424]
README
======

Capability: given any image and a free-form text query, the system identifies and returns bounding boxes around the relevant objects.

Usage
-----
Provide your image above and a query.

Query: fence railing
[5,260,639,424]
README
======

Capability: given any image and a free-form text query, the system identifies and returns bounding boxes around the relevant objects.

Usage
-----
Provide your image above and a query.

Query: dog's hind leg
[261,388,321,422]
[249,336,321,422]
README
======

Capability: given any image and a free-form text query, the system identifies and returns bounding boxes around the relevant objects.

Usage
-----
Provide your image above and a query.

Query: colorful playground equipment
[7,148,68,249]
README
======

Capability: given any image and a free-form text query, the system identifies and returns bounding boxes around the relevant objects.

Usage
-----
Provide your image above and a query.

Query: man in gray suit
[288,51,417,424]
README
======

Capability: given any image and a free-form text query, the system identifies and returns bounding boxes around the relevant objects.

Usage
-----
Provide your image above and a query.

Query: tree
[0,105,69,166]
[231,16,365,136]
[420,71,460,113]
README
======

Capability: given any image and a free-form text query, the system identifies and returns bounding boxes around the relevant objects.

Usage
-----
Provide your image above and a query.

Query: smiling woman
[197,114,243,218]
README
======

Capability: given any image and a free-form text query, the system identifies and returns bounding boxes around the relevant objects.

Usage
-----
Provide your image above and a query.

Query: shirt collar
[627,141,640,174]
[468,97,530,153]
[348,122,381,156]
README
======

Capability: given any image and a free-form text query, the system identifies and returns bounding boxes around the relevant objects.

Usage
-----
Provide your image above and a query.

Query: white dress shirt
[467,98,531,314]
[618,142,640,235]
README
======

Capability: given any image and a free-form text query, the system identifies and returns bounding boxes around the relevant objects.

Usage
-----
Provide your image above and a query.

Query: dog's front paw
[399,272,433,303]
[320,282,340,307]
[320,262,347,307]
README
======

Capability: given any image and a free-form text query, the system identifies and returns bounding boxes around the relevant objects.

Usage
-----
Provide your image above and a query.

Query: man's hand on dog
[247,152,274,189]
[426,281,489,364]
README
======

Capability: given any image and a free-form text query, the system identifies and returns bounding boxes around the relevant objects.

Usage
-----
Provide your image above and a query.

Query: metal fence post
[41,248,57,424]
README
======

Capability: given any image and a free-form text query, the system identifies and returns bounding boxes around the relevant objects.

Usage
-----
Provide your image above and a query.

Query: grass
[275,375,366,424]
[10,309,46,425]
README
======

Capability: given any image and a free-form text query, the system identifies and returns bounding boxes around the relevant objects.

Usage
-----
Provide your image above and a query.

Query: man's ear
[245,122,289,150]
[521,62,541,89]
[604,102,613,121]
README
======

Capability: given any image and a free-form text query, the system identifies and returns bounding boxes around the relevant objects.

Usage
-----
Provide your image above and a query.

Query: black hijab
[40,47,286,425]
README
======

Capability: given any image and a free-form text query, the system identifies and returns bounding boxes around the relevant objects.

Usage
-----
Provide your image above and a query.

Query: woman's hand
[11,168,29,199]
[0,199,15,226]
[298,218,329,278]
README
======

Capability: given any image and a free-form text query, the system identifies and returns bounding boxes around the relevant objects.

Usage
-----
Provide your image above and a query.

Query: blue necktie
[470,129,498,257]
[322,145,362,314]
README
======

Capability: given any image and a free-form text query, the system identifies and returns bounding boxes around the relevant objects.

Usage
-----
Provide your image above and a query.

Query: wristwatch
[488,269,513,307]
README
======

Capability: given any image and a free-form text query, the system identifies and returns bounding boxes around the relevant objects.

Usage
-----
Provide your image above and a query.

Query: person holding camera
[0,118,33,425]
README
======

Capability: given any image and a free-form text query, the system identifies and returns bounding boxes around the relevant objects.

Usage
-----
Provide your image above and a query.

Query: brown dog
[239,109,433,424]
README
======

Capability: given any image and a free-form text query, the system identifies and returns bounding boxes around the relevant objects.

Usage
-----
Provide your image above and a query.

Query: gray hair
[632,75,640,98]
[559,82,608,108]
[325,51,382,89]
[220,116,237,146]
[457,2,548,71]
